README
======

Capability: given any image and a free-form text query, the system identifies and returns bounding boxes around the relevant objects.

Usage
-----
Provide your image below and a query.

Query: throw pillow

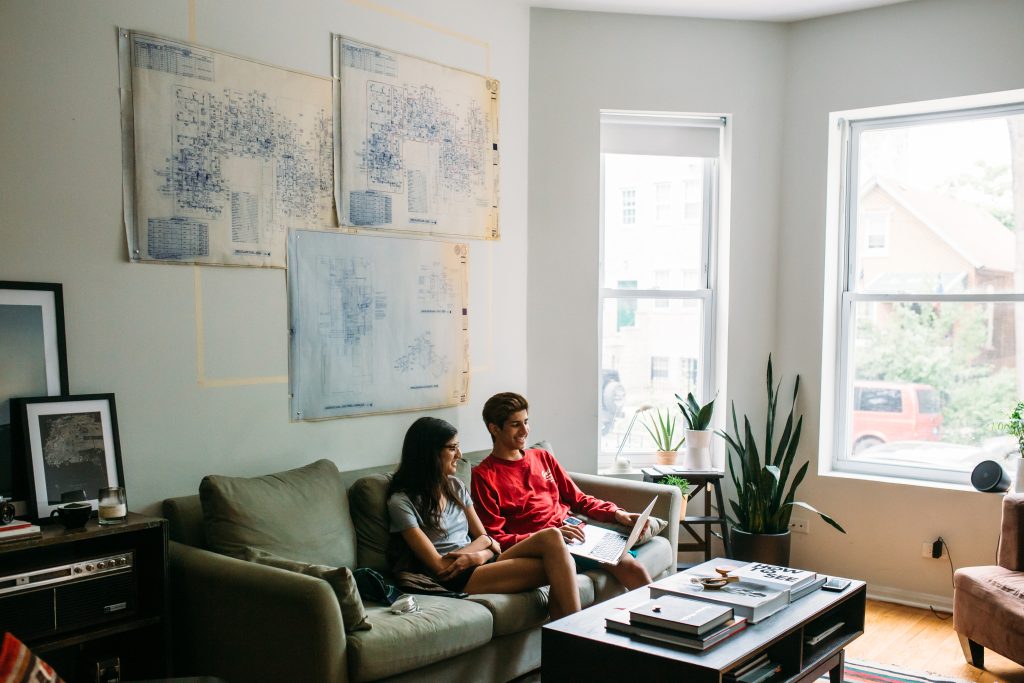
[199,458,357,568]
[245,547,371,632]
[578,514,669,548]
[0,632,66,683]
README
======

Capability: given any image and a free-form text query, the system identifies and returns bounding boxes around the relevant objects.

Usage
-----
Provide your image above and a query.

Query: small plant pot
[655,450,678,465]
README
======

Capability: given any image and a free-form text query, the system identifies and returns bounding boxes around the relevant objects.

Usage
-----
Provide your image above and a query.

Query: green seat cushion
[199,458,357,568]
[346,595,493,682]
[244,547,370,633]
[466,573,596,637]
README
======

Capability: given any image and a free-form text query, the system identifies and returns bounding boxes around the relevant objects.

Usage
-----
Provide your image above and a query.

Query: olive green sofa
[162,454,681,683]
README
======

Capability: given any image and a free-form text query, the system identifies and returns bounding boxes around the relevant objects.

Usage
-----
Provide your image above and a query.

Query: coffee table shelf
[543,571,865,683]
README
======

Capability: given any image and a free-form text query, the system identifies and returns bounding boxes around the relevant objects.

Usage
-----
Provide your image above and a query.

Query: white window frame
[820,89,1024,486]
[598,111,723,470]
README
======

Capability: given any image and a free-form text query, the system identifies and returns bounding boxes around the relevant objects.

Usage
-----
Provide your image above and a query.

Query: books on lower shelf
[0,520,42,543]
[648,572,789,624]
[804,621,845,647]
[605,609,748,650]
[725,654,781,683]
[628,594,733,635]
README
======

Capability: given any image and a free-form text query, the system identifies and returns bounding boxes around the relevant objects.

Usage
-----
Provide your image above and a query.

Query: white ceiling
[525,0,911,22]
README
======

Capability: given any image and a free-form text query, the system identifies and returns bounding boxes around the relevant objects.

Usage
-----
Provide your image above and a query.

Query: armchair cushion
[199,458,357,568]
[348,473,394,573]
[244,547,371,632]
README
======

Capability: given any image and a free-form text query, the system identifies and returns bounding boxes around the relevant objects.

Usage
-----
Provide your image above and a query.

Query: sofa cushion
[244,547,370,632]
[467,573,596,637]
[348,473,394,573]
[199,458,357,568]
[346,595,493,682]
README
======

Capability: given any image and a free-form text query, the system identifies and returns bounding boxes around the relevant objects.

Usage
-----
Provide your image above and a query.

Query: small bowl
[51,502,92,529]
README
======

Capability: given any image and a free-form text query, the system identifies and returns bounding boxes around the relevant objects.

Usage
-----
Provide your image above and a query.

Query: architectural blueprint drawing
[119,30,335,267]
[333,36,499,240]
[288,230,469,420]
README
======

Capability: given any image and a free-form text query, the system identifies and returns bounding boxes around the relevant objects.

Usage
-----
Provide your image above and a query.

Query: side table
[642,467,731,561]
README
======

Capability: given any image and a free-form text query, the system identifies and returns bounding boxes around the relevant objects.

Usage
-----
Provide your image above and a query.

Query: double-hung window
[598,111,723,467]
[823,91,1024,486]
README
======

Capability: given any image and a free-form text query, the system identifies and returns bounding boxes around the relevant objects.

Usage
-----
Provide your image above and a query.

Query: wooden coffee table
[543,573,865,683]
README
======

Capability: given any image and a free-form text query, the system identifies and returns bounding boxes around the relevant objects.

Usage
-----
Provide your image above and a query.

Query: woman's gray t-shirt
[387,476,473,556]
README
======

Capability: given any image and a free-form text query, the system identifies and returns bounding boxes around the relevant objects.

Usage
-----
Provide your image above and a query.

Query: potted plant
[660,474,691,520]
[718,355,845,565]
[676,392,716,470]
[643,409,684,465]
[993,401,1024,494]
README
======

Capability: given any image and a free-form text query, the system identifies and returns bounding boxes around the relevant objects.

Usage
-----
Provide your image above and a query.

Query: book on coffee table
[649,572,789,624]
[728,562,820,595]
[606,610,748,650]
[629,595,733,635]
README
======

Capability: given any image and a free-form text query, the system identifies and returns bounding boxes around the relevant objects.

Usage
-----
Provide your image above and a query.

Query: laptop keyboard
[589,534,626,562]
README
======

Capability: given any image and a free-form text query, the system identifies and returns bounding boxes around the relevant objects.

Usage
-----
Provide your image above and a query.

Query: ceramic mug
[50,501,92,529]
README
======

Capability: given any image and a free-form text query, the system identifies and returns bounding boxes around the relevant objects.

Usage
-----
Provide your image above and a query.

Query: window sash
[830,96,1024,484]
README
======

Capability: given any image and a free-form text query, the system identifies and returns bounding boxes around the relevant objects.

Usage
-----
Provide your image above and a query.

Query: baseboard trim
[867,585,953,613]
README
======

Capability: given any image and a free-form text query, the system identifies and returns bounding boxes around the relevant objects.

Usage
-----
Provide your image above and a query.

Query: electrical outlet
[789,517,809,534]
[922,541,944,558]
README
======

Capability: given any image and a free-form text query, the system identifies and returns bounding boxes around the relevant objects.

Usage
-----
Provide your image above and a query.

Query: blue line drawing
[335,36,499,239]
[123,31,335,267]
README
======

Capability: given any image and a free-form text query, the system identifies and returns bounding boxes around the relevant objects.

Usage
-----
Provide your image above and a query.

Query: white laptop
[567,497,658,565]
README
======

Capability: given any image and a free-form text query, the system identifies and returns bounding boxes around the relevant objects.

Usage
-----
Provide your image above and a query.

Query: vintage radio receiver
[0,552,137,641]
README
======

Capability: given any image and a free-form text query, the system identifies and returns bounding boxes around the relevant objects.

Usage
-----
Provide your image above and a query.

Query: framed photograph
[15,394,123,522]
[0,281,69,507]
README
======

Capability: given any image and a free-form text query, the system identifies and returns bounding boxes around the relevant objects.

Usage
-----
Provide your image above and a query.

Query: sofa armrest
[570,473,680,553]
[998,493,1024,571]
[169,541,348,682]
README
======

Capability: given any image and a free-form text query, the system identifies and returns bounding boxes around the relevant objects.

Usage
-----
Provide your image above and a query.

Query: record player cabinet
[0,513,169,682]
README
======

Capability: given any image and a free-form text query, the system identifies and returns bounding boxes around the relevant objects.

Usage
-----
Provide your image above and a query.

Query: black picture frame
[15,394,124,522]
[0,281,69,507]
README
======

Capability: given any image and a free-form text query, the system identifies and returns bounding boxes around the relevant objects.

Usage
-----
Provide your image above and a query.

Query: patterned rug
[822,660,970,683]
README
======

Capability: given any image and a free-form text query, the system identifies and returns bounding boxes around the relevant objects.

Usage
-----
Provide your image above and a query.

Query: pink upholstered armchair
[953,493,1024,668]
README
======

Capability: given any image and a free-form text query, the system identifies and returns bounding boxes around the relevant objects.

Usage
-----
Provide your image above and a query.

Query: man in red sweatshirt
[470,392,652,589]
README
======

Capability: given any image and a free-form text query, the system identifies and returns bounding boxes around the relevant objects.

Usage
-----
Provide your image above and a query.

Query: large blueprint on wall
[288,230,470,420]
[333,35,499,240]
[119,30,335,267]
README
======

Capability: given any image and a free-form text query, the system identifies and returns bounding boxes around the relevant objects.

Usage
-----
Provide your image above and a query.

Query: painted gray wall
[529,0,1024,603]
[779,0,1024,604]
[527,9,788,472]
[0,0,530,514]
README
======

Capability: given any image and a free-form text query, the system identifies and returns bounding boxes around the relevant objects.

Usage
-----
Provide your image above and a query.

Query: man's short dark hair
[482,392,529,432]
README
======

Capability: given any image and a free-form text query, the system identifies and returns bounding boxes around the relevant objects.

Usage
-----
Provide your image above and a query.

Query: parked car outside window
[851,381,942,454]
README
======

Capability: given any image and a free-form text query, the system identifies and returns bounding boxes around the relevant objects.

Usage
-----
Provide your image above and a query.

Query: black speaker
[971,460,1010,492]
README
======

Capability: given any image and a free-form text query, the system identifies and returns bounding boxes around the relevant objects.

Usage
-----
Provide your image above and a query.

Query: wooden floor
[848,600,1023,682]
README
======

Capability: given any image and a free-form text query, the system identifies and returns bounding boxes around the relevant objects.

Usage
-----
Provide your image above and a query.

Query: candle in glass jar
[98,486,127,525]
[99,503,127,520]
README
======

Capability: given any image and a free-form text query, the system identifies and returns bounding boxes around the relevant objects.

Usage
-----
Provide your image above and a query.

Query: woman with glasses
[387,416,581,619]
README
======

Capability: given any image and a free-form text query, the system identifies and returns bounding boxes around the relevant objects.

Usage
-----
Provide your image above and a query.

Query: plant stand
[642,468,731,563]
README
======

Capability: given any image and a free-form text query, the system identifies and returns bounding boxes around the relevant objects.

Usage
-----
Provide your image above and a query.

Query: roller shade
[600,112,722,158]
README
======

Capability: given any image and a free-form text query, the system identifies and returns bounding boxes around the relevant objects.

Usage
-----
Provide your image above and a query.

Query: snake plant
[675,392,716,431]
[718,355,846,535]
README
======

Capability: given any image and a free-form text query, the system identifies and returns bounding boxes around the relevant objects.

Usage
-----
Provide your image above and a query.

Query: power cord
[928,537,953,620]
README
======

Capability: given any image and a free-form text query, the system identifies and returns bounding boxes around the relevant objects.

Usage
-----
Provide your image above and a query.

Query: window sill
[818,465,976,493]
[597,468,645,481]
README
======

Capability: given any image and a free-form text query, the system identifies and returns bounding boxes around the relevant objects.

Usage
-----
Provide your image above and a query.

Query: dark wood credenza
[0,513,170,682]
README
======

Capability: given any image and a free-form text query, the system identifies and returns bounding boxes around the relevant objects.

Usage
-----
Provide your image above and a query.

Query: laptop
[567,497,658,565]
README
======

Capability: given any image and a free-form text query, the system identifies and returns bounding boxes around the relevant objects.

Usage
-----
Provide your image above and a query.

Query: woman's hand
[437,550,488,580]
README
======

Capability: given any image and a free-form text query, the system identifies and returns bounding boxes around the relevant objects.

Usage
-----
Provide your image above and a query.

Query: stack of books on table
[604,594,748,650]
[647,559,826,623]
[725,653,781,683]
[0,519,42,543]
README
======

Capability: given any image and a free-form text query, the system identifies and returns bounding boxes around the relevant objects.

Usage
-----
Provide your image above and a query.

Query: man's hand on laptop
[557,523,585,544]
[614,509,649,535]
